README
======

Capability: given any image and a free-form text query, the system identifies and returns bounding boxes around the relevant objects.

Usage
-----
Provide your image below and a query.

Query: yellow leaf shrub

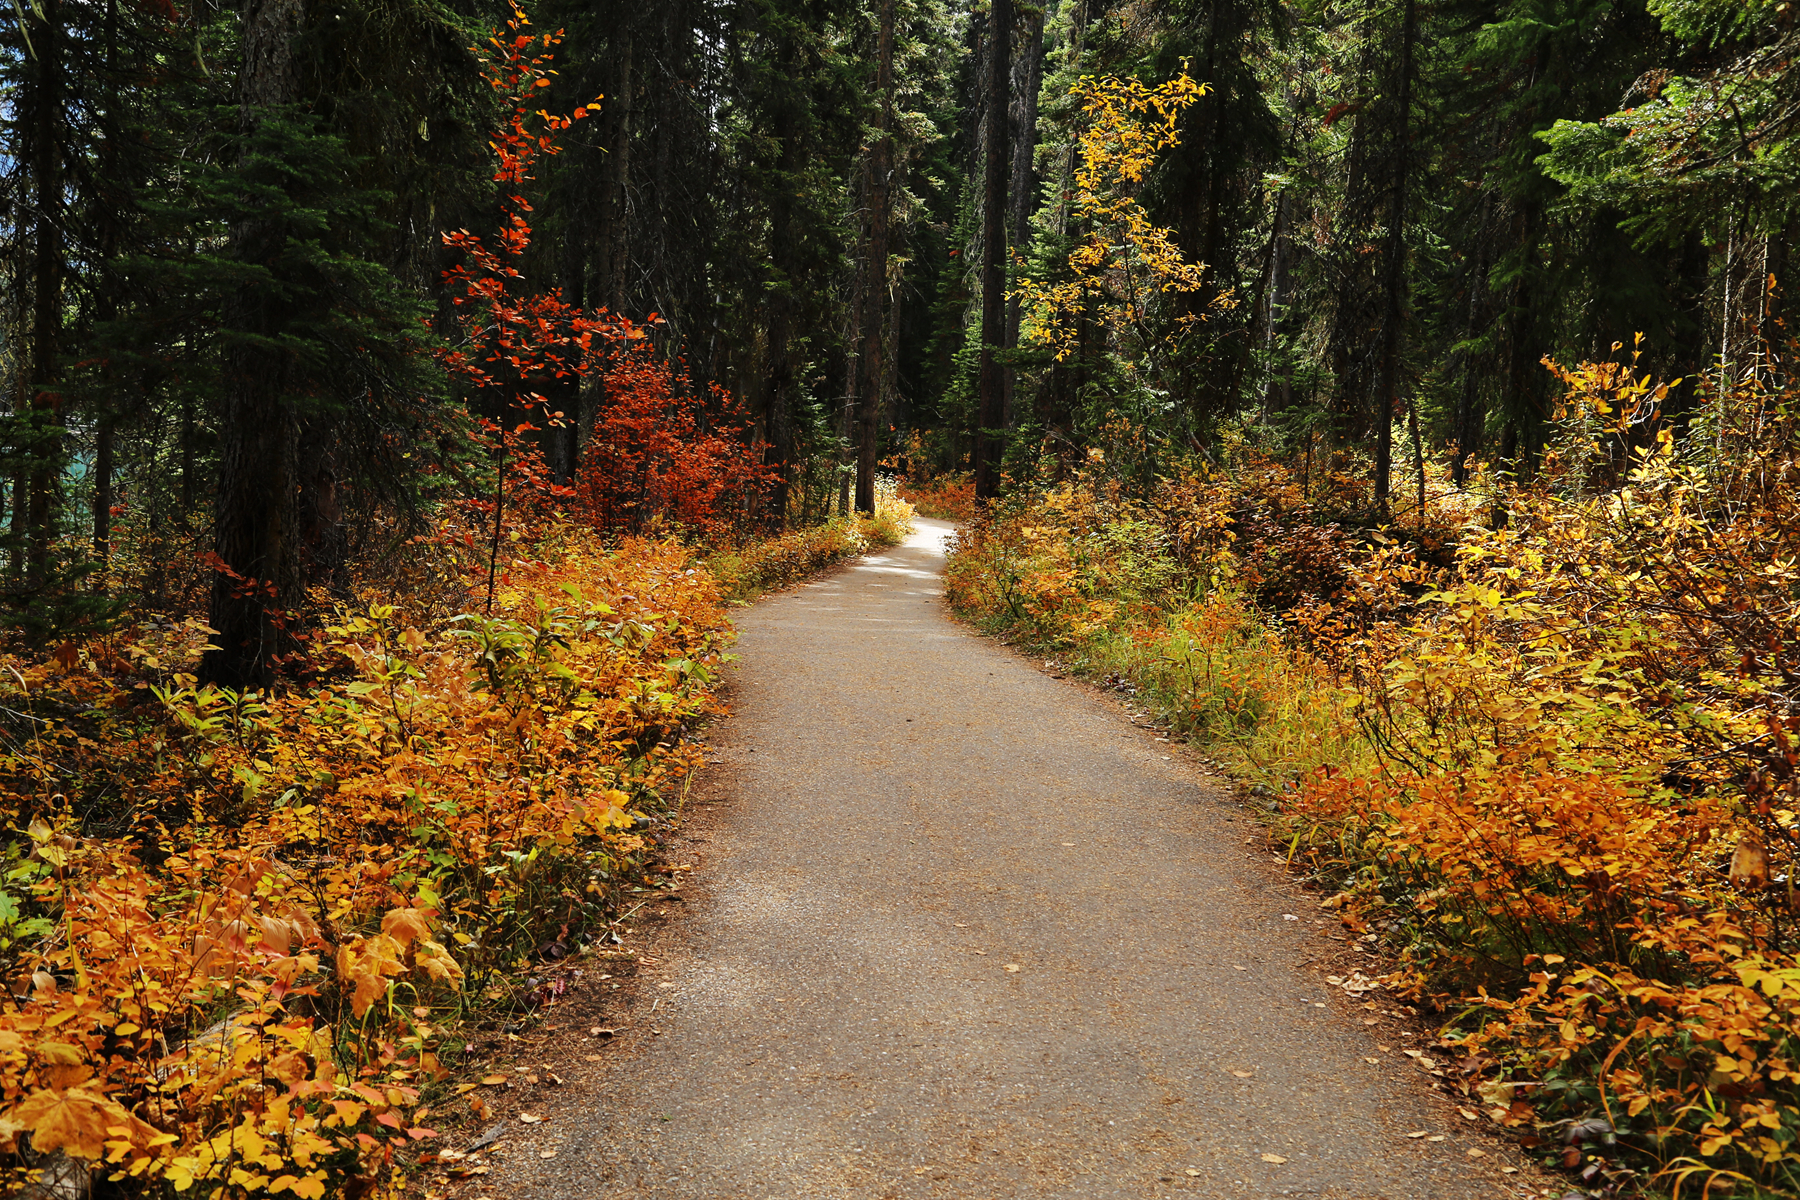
[949,369,1800,1189]
[0,531,732,1197]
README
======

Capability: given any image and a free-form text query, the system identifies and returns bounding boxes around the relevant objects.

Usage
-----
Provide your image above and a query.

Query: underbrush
[0,532,725,1197]
[897,472,977,521]
[945,366,1800,1196]
[708,494,915,603]
[0,482,908,1197]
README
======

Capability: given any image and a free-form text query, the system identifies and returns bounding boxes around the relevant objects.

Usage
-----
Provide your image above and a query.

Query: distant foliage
[574,344,773,539]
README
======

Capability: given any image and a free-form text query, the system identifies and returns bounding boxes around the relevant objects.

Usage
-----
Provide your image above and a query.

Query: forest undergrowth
[946,357,1800,1197]
[0,493,909,1198]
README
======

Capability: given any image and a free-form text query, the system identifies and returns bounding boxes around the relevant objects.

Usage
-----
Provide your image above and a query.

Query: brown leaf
[1730,834,1770,891]
[1260,1153,1287,1164]
[4,1088,132,1160]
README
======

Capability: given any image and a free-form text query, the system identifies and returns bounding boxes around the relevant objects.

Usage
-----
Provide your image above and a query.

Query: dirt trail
[490,519,1532,1199]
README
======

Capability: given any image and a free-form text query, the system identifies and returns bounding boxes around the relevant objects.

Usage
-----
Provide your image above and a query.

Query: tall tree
[857,0,896,514]
[973,0,1010,501]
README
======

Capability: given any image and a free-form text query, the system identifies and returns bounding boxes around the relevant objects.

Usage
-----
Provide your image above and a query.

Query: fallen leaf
[972,950,987,956]
[1232,964,1246,971]
[954,923,968,928]
[1459,1108,1478,1121]
[1363,1057,1380,1064]
[1260,1153,1287,1164]
[1501,1166,1518,1175]
[481,1074,509,1085]
[1184,1169,1200,1176]
[539,1150,558,1159]
[1402,1049,1424,1058]
[454,1083,479,1094]
[1405,1131,1428,1139]
[584,1055,604,1062]
[1003,964,1021,972]
[1427,1135,1446,1142]
[1060,842,1076,846]
[519,1114,545,1124]
[1466,1148,1485,1158]
[657,982,676,989]
[1231,1070,1254,1078]
[1282,914,1298,921]
[524,1073,540,1084]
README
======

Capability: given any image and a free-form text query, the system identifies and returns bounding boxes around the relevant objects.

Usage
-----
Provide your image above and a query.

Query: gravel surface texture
[485,519,1535,1200]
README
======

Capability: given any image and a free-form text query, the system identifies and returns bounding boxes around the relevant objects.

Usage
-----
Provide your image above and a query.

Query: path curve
[497,519,1524,1199]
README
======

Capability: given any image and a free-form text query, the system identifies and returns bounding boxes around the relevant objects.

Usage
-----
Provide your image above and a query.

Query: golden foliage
[1016,68,1231,367]
[0,532,730,1197]
[947,368,1800,1190]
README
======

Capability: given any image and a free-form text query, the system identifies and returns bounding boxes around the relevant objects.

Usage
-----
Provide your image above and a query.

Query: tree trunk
[602,18,634,316]
[201,0,305,688]
[856,0,895,515]
[1451,233,1488,486]
[26,0,63,589]
[1002,4,1043,430]
[1499,201,1542,475]
[974,0,1011,502]
[1371,0,1417,516]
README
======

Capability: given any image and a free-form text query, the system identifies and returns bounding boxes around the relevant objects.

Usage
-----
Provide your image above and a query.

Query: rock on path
[495,519,1523,1199]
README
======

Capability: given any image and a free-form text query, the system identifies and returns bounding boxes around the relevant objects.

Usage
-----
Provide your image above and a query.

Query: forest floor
[461,519,1555,1200]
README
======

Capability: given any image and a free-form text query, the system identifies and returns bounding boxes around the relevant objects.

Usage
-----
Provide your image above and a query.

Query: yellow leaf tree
[1017,68,1231,378]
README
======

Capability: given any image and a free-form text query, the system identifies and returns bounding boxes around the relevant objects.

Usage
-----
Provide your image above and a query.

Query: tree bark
[201,0,305,688]
[974,0,1011,502]
[26,0,63,589]
[1371,0,1417,516]
[1002,4,1043,430]
[856,0,895,515]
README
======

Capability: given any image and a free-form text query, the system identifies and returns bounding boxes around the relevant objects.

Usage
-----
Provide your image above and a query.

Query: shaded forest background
[2,0,1792,678]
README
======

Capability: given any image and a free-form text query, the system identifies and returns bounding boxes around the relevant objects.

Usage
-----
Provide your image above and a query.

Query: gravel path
[491,519,1530,1199]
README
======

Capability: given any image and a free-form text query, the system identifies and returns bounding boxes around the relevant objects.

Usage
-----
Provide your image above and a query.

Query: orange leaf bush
[0,533,729,1197]
[948,369,1800,1190]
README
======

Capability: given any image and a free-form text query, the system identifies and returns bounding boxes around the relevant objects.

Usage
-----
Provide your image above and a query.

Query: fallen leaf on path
[1230,1070,1253,1078]
[1003,964,1021,972]
[1282,914,1298,921]
[1405,1131,1428,1139]
[1459,1108,1478,1121]
[584,1055,604,1062]
[540,1150,558,1159]
[1184,1169,1200,1177]
[1260,1154,1287,1164]
[972,950,987,955]
[954,923,968,928]
[518,1114,544,1124]
[1232,965,1246,971]
[1060,842,1076,846]
[1363,1057,1380,1064]
[481,1075,509,1085]
[1427,1135,1446,1142]
[1500,1167,1518,1174]
[589,1027,617,1037]
[1466,1148,1485,1158]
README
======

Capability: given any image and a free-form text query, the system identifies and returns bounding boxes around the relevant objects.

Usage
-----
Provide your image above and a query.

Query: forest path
[493,519,1529,1200]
